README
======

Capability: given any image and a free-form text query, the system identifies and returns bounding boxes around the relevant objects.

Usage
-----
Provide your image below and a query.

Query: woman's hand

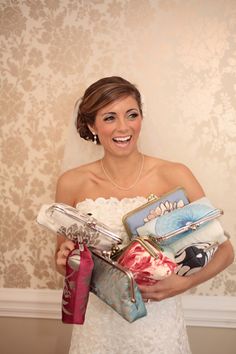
[139,273,191,302]
[139,240,234,302]
[55,239,75,275]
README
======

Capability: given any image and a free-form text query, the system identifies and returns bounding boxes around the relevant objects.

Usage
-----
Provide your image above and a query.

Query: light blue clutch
[90,250,147,323]
[137,197,224,246]
[165,219,228,252]
[122,187,189,237]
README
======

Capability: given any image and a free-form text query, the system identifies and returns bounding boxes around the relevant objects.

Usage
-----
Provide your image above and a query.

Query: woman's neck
[101,151,144,191]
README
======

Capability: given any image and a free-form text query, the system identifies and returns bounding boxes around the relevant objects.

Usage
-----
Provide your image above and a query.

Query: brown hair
[75,76,143,144]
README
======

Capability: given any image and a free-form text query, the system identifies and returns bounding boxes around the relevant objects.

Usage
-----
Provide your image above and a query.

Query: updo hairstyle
[75,76,143,144]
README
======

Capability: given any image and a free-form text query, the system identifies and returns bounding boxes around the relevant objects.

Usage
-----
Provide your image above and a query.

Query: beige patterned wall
[1,0,235,295]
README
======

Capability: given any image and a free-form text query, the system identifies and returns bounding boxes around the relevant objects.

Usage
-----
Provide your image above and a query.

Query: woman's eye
[104,115,115,122]
[128,112,138,119]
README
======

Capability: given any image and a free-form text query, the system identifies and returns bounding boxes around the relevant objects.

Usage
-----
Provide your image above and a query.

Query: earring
[92,132,97,144]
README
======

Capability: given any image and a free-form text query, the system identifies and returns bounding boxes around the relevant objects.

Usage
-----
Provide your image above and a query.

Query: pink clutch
[62,242,94,324]
[116,237,176,286]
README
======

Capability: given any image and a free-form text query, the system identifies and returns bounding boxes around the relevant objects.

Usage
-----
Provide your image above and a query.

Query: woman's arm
[139,239,234,301]
[139,162,235,300]
[54,171,78,276]
[163,162,205,202]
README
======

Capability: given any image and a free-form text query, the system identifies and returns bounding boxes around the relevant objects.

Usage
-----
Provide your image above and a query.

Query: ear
[88,124,96,133]
[87,124,97,135]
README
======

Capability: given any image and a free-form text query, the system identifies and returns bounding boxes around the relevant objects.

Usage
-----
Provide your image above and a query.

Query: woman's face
[90,95,143,156]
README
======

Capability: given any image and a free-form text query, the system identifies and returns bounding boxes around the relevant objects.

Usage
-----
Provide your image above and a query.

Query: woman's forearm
[56,265,66,276]
[139,240,234,301]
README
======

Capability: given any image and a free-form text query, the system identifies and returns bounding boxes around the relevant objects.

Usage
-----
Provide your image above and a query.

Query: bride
[55,76,234,354]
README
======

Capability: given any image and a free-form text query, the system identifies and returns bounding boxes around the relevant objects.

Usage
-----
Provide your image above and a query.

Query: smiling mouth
[112,135,131,144]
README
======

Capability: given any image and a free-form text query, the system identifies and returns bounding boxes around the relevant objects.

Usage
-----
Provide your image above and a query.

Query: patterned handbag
[62,242,94,324]
[37,203,122,252]
[122,187,189,238]
[90,250,147,323]
[136,197,226,246]
[115,236,177,285]
[174,241,219,276]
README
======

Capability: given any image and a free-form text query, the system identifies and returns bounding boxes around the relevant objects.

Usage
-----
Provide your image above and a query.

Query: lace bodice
[69,197,191,354]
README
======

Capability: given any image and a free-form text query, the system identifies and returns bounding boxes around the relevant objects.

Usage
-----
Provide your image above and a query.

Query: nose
[116,117,129,131]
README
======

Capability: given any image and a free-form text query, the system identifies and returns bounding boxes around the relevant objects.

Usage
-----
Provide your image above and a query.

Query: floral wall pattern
[1,0,235,295]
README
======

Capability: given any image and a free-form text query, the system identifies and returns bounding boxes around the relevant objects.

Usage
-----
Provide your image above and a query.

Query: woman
[55,76,234,353]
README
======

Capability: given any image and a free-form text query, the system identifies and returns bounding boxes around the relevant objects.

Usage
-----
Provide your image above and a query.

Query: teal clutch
[90,250,147,323]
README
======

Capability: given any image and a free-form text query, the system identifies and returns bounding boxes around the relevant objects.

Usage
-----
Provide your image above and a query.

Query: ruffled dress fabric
[69,197,191,354]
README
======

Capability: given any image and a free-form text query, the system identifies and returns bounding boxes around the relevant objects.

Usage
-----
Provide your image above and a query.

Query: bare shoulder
[159,160,195,179]
[147,156,205,201]
[55,161,99,205]
[163,160,205,201]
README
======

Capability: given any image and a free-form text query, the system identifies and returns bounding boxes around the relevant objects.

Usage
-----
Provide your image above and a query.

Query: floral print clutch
[115,237,177,286]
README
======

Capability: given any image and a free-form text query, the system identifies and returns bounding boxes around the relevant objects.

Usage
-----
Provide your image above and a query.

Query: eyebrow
[102,108,139,116]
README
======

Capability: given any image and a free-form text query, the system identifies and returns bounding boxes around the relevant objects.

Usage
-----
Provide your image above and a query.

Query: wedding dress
[62,100,192,353]
[68,197,191,354]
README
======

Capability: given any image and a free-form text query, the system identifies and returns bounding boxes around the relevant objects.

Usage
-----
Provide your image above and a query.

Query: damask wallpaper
[1,0,235,295]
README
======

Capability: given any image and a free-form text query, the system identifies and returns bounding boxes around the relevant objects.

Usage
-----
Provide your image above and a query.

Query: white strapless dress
[69,197,191,354]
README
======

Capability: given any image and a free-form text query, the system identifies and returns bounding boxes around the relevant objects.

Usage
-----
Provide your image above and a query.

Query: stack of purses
[122,189,228,276]
[37,203,147,323]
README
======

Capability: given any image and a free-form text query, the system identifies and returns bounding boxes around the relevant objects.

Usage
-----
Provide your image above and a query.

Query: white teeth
[113,136,131,142]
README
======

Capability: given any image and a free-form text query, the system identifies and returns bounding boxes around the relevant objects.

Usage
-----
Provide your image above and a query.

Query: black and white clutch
[174,241,219,276]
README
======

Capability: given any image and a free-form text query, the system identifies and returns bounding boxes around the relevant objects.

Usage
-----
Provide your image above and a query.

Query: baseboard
[0,288,235,328]
[0,288,61,320]
[182,294,236,328]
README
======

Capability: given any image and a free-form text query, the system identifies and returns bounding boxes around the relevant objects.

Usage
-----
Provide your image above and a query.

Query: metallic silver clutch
[37,203,122,251]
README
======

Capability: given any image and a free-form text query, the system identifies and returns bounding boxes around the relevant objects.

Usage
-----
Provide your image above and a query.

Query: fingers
[56,240,75,266]
[138,283,159,292]
[139,274,188,302]
[139,282,164,302]
[141,289,165,302]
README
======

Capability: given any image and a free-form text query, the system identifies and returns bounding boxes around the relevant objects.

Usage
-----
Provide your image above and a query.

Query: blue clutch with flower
[137,197,224,246]
[122,187,189,237]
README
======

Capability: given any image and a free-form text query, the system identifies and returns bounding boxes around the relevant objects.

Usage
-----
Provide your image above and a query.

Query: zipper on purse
[92,250,136,303]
